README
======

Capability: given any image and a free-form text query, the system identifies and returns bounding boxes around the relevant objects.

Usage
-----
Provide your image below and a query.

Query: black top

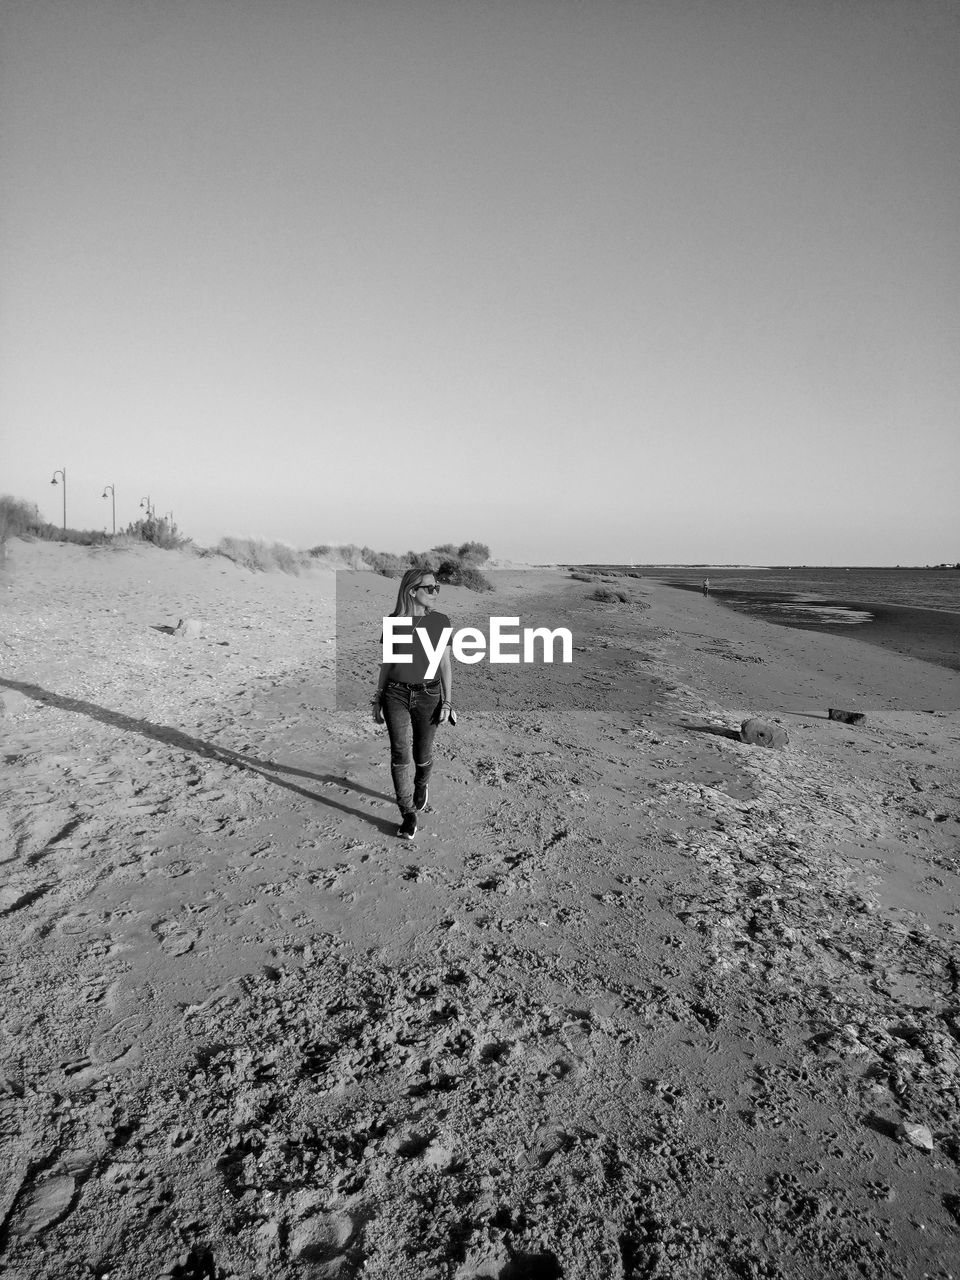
[384,610,452,683]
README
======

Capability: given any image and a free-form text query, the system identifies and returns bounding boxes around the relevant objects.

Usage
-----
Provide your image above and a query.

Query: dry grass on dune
[214,536,311,575]
[210,538,493,581]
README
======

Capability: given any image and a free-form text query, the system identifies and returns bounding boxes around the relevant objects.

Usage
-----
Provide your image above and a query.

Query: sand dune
[1,539,958,1279]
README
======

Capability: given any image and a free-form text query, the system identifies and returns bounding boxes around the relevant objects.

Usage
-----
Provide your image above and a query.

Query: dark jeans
[382,681,441,815]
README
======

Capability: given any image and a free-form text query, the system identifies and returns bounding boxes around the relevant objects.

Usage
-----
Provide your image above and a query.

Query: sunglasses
[415,583,440,594]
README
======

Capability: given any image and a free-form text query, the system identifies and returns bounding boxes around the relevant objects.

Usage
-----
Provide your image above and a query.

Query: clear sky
[2,0,957,564]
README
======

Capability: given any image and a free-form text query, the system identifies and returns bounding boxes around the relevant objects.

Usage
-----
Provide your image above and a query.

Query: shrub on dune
[1,496,115,548]
[406,550,438,571]
[271,542,304,575]
[121,515,187,550]
[0,495,39,545]
[356,543,494,590]
[361,547,407,577]
[436,559,493,591]
[589,587,629,603]
[282,537,495,587]
[459,566,494,592]
[457,541,490,565]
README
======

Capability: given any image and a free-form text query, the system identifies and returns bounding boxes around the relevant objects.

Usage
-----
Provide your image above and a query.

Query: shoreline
[662,576,960,676]
[2,542,959,1278]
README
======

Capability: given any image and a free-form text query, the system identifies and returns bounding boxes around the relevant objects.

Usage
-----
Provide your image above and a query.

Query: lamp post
[163,510,174,524]
[139,495,153,519]
[50,468,66,532]
[102,484,116,535]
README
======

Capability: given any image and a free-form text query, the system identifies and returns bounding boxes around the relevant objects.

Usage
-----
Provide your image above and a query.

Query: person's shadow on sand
[0,677,397,836]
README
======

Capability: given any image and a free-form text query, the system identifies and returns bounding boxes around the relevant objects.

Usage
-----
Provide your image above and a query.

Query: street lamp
[163,510,174,524]
[139,495,153,518]
[50,468,66,532]
[102,484,116,535]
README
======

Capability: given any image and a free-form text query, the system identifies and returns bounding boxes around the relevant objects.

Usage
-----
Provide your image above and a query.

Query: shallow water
[664,567,960,614]
[575,566,960,673]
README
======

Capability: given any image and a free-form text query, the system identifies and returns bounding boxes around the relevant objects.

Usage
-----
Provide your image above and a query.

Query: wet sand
[1,539,959,1279]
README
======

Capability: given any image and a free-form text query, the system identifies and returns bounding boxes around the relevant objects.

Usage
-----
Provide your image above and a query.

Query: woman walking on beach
[373,568,453,840]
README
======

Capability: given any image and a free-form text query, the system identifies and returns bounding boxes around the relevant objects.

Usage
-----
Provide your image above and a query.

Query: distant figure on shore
[702,577,711,594]
[372,568,454,840]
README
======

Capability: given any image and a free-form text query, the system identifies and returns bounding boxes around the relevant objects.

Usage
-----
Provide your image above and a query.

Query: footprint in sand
[522,1123,597,1169]
[154,919,199,956]
[6,1173,76,1238]
[61,1043,140,1092]
[288,1208,355,1268]
[157,858,192,878]
[165,1126,197,1154]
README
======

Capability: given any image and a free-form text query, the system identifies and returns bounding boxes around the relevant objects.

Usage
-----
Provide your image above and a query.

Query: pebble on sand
[173,618,203,639]
[895,1122,934,1152]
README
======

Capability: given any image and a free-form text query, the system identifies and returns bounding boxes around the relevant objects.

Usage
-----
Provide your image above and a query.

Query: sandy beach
[2,539,959,1280]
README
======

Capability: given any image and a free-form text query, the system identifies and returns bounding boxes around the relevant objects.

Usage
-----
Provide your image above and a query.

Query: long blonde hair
[389,567,435,617]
